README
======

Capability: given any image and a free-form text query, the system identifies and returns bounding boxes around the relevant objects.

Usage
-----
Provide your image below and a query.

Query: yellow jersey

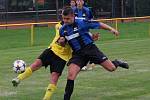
[48,22,72,61]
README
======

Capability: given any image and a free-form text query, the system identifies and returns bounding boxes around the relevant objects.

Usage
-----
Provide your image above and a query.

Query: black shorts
[67,43,108,69]
[38,48,66,74]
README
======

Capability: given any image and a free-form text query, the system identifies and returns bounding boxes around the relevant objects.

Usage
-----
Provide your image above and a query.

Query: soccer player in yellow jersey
[12,21,72,100]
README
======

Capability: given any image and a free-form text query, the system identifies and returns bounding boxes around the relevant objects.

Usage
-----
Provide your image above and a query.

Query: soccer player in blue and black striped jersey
[58,6,129,100]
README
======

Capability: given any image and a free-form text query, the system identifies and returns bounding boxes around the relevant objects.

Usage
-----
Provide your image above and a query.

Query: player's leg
[12,59,42,87]
[12,48,49,87]
[18,59,42,80]
[64,63,80,100]
[88,44,129,71]
[43,50,66,100]
[100,59,129,71]
[43,72,59,100]
[100,59,117,72]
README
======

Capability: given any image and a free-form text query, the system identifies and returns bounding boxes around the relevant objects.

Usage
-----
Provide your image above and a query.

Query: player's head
[76,0,84,9]
[70,0,76,7]
[62,6,75,25]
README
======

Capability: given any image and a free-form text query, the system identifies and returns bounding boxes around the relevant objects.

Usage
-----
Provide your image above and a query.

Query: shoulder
[72,7,77,11]
[73,7,78,13]
[59,24,68,34]
[60,24,66,30]
[76,18,90,23]
[75,18,93,24]
[55,22,62,29]
[81,19,100,27]
[75,19,90,27]
[75,18,85,23]
[83,6,90,11]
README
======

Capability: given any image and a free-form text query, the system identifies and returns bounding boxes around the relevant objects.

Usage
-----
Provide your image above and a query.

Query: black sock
[112,60,119,68]
[64,79,74,100]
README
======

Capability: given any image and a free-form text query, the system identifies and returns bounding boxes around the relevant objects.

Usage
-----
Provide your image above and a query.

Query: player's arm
[99,22,119,36]
[57,27,67,47]
[48,23,61,48]
[87,20,119,36]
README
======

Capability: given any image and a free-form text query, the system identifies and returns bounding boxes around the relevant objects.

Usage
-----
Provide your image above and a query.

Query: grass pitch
[0,22,150,100]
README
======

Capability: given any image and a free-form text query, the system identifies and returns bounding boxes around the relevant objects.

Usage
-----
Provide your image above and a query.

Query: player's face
[62,14,74,25]
[76,0,84,8]
[70,1,76,7]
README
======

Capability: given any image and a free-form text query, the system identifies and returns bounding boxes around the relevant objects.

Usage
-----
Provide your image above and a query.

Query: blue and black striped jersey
[59,19,101,52]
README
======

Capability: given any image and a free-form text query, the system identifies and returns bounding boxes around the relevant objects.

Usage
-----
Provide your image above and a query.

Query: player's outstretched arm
[100,22,119,36]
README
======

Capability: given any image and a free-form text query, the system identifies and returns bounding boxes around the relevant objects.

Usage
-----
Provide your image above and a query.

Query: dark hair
[70,0,76,2]
[62,6,74,16]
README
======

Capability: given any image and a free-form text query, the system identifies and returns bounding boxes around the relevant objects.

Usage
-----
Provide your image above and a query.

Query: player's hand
[57,37,66,47]
[110,28,119,36]
[92,33,100,41]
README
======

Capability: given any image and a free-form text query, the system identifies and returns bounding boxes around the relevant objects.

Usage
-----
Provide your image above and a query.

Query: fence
[0,16,150,46]
[0,0,150,24]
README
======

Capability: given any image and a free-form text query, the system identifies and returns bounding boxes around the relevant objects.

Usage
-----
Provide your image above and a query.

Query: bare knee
[68,72,76,80]
[30,59,42,72]
[67,64,80,80]
[51,72,60,85]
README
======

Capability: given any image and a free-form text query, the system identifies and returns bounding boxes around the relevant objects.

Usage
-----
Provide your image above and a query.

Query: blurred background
[0,0,150,24]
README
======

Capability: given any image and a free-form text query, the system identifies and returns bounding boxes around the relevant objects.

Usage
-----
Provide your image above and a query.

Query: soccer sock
[112,60,119,68]
[43,84,57,100]
[17,67,32,80]
[64,79,74,100]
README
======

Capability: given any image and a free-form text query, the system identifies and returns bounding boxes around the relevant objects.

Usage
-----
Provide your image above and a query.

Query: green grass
[0,22,150,100]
